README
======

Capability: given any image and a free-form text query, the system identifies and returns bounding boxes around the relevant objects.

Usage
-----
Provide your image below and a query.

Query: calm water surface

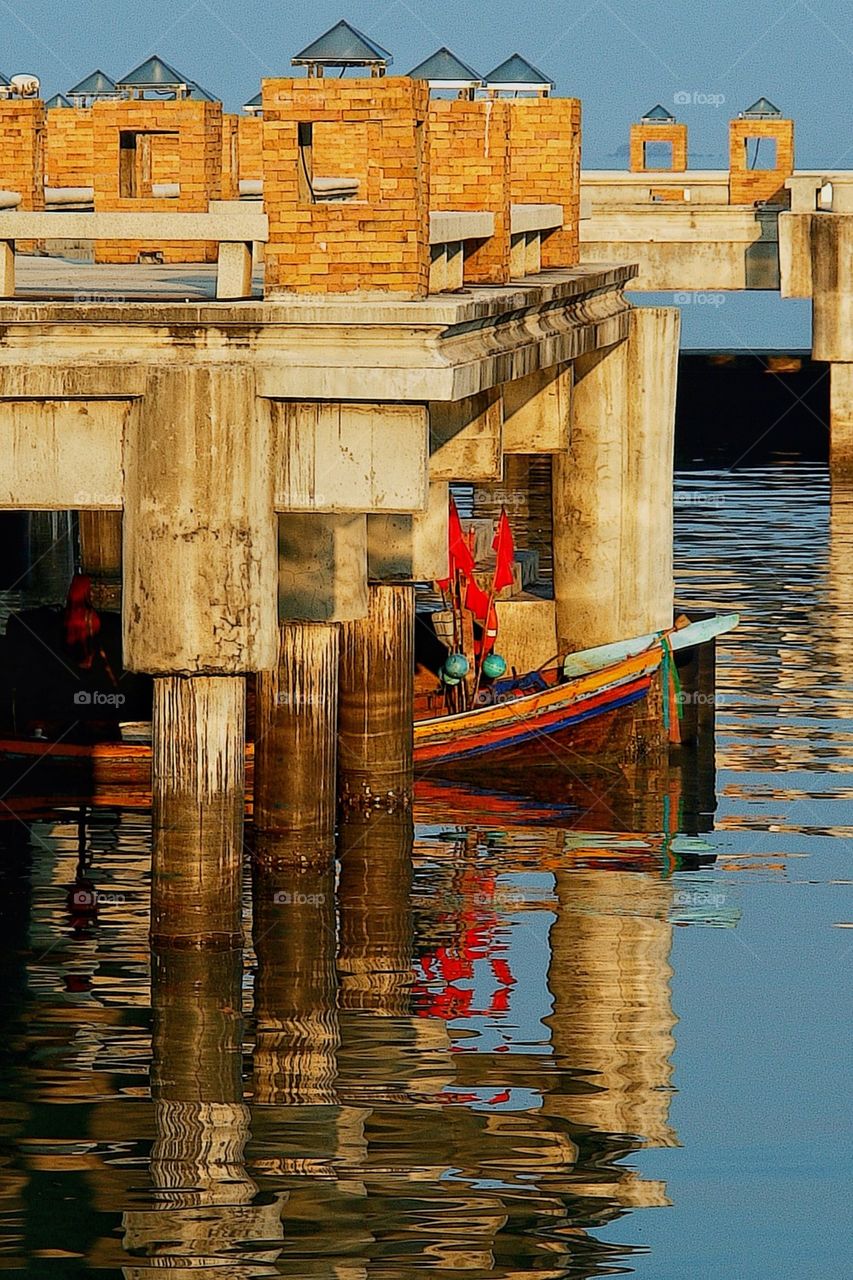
[0,462,849,1277]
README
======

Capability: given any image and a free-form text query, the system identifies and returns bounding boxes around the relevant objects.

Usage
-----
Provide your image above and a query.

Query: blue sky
[7,0,853,167]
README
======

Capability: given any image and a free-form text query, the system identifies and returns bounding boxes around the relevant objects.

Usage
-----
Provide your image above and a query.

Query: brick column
[507,97,581,268]
[729,118,794,205]
[428,98,511,284]
[92,98,223,263]
[629,122,688,173]
[0,100,46,210]
[45,107,94,188]
[262,77,429,297]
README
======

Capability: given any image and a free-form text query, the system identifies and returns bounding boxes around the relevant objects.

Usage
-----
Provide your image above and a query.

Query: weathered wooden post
[338,584,415,814]
[123,365,277,945]
[77,510,122,609]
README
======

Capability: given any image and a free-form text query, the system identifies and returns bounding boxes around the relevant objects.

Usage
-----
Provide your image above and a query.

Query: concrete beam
[367,481,449,582]
[0,211,269,242]
[278,512,368,623]
[502,364,572,454]
[429,390,502,481]
[511,203,563,233]
[429,210,494,244]
[273,402,429,513]
[0,398,127,509]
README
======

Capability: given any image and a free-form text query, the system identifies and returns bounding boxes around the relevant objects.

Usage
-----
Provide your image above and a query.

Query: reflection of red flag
[492,508,515,591]
[437,496,474,590]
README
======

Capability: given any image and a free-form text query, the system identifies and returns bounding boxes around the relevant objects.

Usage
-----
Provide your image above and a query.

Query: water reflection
[5,462,847,1273]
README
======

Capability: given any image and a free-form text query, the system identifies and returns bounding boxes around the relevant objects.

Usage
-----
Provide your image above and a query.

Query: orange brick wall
[629,123,687,172]
[507,97,581,268]
[45,107,94,187]
[0,100,45,209]
[312,119,368,180]
[428,98,510,284]
[262,77,429,297]
[92,98,223,263]
[238,115,262,183]
[729,119,794,205]
[221,113,240,200]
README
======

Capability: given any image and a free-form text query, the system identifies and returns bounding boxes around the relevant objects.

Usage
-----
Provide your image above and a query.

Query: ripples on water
[0,464,849,1276]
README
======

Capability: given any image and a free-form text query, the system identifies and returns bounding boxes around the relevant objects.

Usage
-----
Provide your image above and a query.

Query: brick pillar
[262,77,430,297]
[629,122,688,173]
[428,98,510,284]
[221,112,240,201]
[238,115,262,185]
[507,97,581,268]
[92,98,223,263]
[45,107,94,188]
[729,118,794,205]
[0,100,46,210]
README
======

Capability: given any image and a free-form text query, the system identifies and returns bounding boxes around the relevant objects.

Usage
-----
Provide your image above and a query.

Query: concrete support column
[77,509,122,609]
[150,674,246,948]
[553,307,679,652]
[810,215,853,472]
[338,584,415,814]
[254,622,339,860]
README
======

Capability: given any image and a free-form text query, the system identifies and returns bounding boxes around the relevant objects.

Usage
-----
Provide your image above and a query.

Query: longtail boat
[0,613,737,795]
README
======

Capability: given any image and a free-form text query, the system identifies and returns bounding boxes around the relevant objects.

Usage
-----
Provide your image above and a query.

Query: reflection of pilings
[337,809,414,1016]
[338,584,414,813]
[546,870,677,1154]
[26,510,75,603]
[252,858,339,1104]
[150,675,245,947]
[123,946,284,1277]
[828,481,853,674]
[78,510,122,610]
[254,623,339,859]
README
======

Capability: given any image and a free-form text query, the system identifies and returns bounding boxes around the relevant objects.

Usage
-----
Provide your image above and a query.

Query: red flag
[466,578,498,656]
[437,495,474,590]
[492,508,515,592]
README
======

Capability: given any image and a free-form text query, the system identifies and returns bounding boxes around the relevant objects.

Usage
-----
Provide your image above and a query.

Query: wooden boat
[0,613,737,793]
[414,613,739,770]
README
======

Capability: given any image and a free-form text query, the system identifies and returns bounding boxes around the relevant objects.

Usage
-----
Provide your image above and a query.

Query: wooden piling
[150,675,246,948]
[254,622,339,860]
[77,509,122,610]
[338,584,415,814]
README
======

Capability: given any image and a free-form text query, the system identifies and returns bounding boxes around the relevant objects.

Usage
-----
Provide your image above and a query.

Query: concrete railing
[428,204,564,292]
[0,208,269,298]
[510,203,563,276]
